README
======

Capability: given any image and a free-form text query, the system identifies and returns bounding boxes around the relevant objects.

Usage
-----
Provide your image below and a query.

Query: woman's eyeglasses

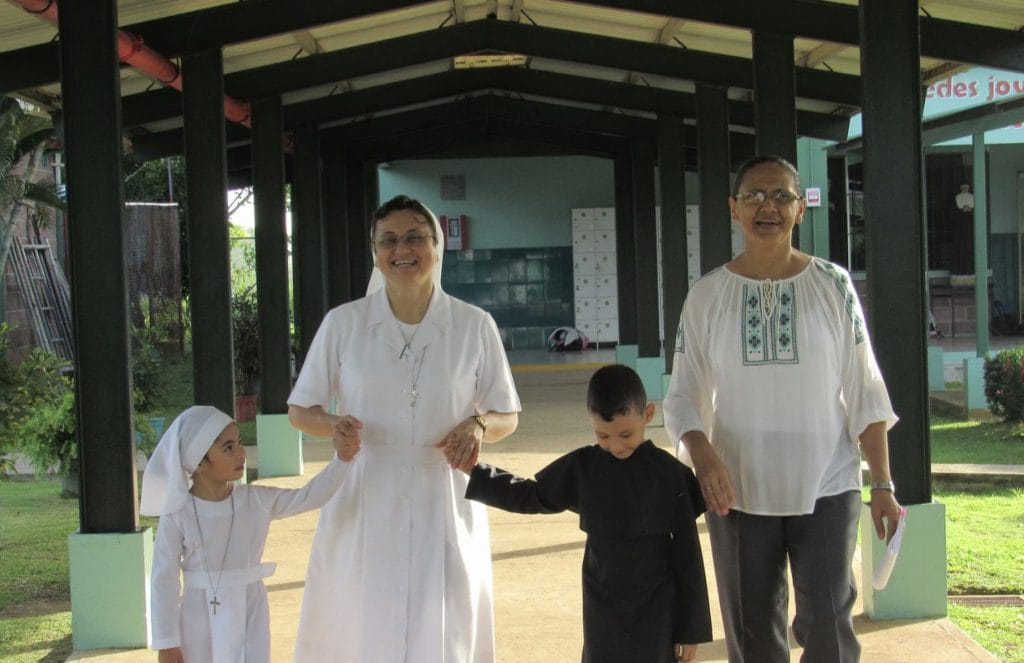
[733,190,803,207]
[373,232,436,250]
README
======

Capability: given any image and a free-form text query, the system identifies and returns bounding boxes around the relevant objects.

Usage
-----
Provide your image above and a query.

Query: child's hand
[158,647,184,663]
[332,415,363,462]
[674,643,697,662]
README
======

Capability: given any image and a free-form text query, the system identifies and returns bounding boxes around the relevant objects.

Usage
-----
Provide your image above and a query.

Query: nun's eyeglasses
[733,190,803,207]
[373,233,436,250]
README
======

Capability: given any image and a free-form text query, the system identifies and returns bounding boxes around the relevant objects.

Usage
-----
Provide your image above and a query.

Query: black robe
[466,440,712,663]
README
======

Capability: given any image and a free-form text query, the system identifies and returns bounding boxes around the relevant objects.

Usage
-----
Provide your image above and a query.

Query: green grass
[0,479,75,612]
[0,612,72,663]
[0,479,76,663]
[930,415,1024,464]
[941,488,1024,595]
[948,603,1024,663]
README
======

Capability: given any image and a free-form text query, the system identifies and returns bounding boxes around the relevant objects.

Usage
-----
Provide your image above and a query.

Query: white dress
[663,258,897,516]
[288,287,521,663]
[150,458,349,662]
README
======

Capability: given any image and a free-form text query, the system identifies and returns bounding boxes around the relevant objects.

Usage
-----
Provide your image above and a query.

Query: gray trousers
[706,490,862,663]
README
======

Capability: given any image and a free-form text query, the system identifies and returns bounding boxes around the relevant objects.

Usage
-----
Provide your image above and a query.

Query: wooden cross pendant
[210,595,221,614]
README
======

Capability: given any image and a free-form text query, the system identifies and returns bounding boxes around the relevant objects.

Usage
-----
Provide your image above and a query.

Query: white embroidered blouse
[663,258,897,516]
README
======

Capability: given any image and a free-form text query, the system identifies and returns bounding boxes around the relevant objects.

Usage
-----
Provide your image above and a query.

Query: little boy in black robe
[465,364,712,663]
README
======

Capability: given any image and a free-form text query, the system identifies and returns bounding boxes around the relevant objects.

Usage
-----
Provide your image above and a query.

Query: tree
[0,96,63,278]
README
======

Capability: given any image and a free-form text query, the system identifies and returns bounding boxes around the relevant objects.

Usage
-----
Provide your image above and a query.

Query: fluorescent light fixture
[453,53,528,69]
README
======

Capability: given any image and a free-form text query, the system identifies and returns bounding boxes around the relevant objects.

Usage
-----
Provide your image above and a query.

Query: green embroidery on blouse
[741,282,798,365]
[813,259,865,344]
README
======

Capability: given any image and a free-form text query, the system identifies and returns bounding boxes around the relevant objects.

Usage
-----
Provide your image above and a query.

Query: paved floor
[69,356,999,662]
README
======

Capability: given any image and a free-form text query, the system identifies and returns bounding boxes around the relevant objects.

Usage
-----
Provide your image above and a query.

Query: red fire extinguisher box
[440,214,468,251]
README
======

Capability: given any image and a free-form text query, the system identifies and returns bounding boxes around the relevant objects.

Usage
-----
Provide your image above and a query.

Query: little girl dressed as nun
[141,405,357,663]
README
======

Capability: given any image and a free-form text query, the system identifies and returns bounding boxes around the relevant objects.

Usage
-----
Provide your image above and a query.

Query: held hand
[332,415,364,462]
[690,444,736,516]
[158,648,184,663]
[870,488,902,542]
[435,418,482,472]
[675,643,697,662]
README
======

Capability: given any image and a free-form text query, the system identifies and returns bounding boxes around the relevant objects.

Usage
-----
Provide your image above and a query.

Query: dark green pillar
[323,154,351,307]
[251,96,292,415]
[58,0,135,531]
[346,161,370,296]
[182,49,234,417]
[632,141,659,358]
[292,126,326,367]
[753,31,798,164]
[658,115,688,373]
[613,151,638,345]
[860,0,931,504]
[696,84,733,273]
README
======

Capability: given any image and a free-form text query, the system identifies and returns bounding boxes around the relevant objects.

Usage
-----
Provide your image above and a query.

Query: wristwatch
[472,414,488,433]
[870,480,896,492]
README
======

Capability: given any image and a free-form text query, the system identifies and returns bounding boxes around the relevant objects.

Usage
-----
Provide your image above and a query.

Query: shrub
[131,326,165,412]
[983,346,1024,423]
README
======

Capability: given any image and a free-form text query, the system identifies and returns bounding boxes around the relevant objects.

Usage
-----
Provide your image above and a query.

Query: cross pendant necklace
[192,491,235,616]
[398,319,427,408]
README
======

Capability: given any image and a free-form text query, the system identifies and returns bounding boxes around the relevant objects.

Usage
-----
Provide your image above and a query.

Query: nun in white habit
[142,405,351,663]
[288,195,521,663]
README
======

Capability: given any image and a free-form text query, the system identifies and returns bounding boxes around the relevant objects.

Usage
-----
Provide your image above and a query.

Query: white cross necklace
[192,491,235,615]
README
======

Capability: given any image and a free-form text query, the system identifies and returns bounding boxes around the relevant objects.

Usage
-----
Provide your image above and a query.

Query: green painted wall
[378,156,614,249]
[378,155,702,249]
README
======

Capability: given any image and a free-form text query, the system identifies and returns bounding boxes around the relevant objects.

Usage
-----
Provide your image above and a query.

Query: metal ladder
[9,237,73,360]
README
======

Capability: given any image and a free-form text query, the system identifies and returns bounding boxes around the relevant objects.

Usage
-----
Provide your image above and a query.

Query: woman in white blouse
[663,155,902,663]
[287,195,521,662]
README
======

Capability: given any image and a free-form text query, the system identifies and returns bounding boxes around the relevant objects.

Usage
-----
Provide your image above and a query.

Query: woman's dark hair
[731,155,802,196]
[587,364,647,422]
[369,194,439,240]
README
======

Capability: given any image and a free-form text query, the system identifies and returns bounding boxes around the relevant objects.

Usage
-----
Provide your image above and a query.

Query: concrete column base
[69,528,153,650]
[860,501,947,619]
[963,357,989,416]
[257,413,303,478]
[635,356,665,400]
[614,344,638,368]
[927,346,945,392]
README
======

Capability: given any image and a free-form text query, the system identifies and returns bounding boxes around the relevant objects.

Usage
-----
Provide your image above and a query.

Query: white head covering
[140,405,234,516]
[366,197,445,296]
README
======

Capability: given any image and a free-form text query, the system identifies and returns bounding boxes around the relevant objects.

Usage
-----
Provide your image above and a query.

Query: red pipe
[12,0,251,127]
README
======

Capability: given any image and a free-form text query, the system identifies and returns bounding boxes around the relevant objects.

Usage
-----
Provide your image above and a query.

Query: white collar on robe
[364,286,453,358]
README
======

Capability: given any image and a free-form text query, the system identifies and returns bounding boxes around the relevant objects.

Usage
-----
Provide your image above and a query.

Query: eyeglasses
[373,232,436,250]
[733,190,803,207]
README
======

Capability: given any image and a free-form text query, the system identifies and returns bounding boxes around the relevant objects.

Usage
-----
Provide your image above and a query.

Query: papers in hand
[872,507,908,591]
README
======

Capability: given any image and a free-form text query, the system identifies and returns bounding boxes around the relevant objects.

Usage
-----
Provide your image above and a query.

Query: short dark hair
[732,154,802,196]
[587,364,647,422]
[370,194,439,240]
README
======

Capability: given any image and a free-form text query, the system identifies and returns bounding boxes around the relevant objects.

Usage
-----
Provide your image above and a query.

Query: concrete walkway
[68,364,999,662]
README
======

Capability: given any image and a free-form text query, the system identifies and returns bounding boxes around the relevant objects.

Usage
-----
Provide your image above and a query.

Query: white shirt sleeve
[289,310,341,411]
[663,278,716,460]
[834,268,899,441]
[252,457,351,519]
[472,312,522,415]
[150,513,184,651]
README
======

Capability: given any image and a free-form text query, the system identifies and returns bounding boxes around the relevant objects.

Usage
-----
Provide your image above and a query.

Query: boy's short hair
[587,364,647,421]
